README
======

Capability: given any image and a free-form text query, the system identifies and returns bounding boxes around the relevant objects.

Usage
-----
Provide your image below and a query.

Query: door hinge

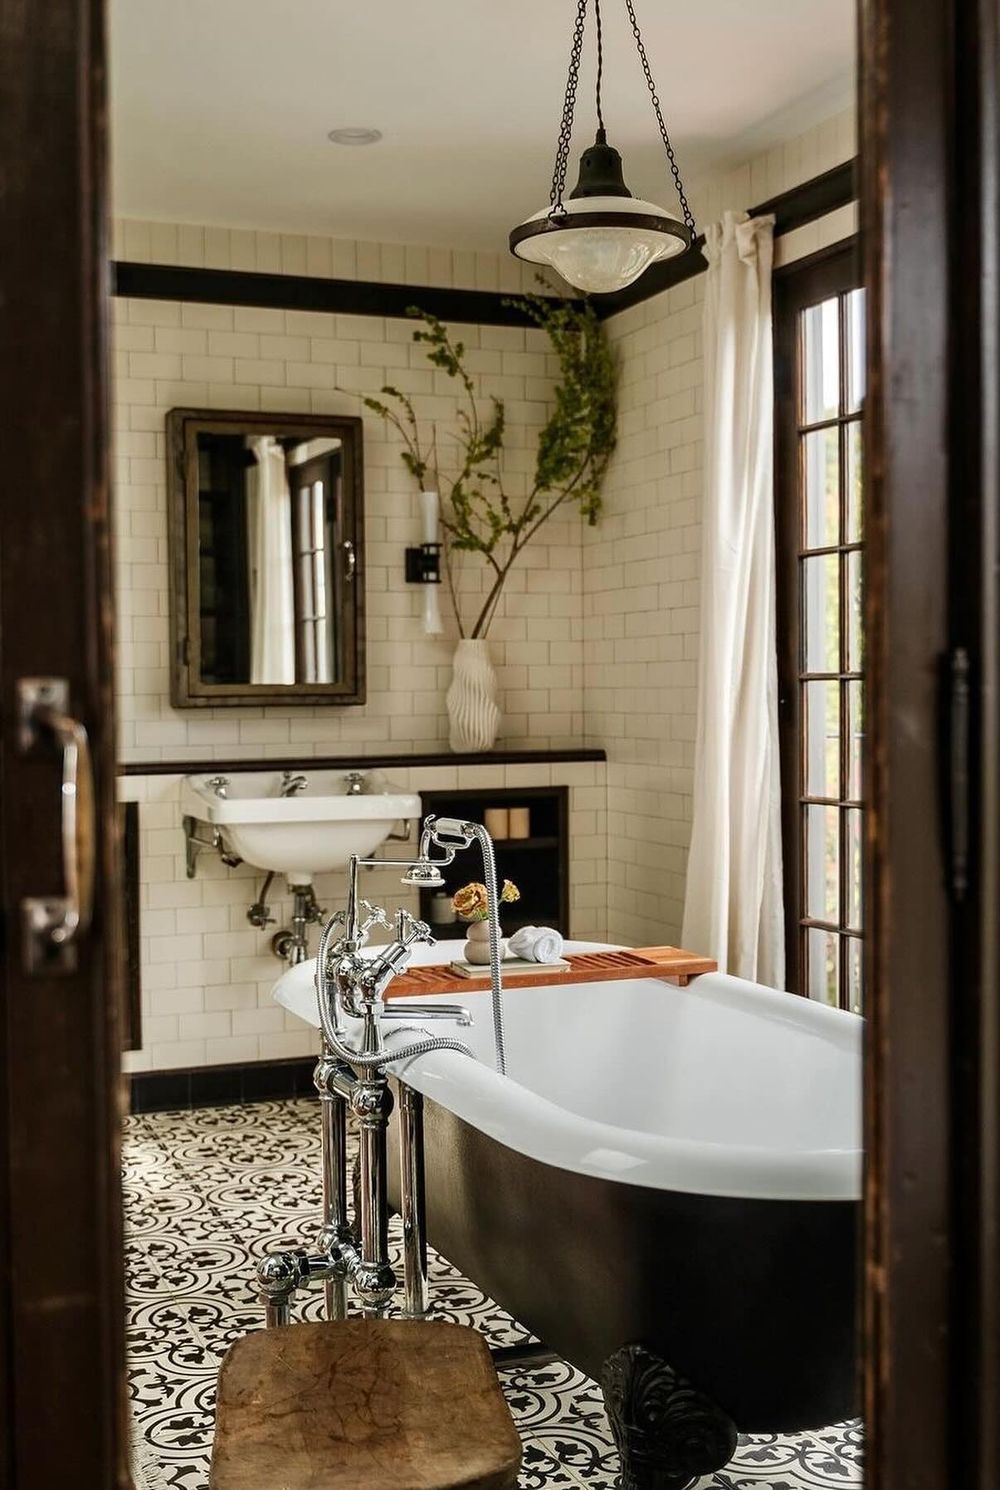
[946,646,971,902]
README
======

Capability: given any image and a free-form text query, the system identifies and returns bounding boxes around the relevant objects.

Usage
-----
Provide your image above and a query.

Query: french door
[774,245,865,1010]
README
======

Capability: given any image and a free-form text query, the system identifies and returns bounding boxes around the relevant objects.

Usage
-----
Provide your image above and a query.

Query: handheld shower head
[400,814,474,888]
[400,860,446,888]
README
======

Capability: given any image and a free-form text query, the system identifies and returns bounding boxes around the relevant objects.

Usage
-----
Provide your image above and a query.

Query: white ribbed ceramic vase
[463,918,508,964]
[446,638,500,753]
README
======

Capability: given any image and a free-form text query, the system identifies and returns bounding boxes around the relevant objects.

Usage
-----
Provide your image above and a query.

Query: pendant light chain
[594,0,606,136]
[549,0,589,216]
[623,0,695,229]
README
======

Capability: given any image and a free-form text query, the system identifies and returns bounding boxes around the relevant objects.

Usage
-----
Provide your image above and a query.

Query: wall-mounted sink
[180,770,420,884]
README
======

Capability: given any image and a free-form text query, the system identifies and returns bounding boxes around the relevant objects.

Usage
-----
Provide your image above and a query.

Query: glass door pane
[788,281,866,1010]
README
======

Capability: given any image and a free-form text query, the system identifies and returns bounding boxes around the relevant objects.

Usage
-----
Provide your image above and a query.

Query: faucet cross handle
[358,900,390,939]
[395,908,434,948]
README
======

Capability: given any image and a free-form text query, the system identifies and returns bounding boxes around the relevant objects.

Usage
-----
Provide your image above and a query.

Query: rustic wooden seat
[209,1318,522,1490]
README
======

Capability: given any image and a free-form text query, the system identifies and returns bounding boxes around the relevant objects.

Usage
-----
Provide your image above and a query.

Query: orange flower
[452,882,488,921]
[452,879,521,921]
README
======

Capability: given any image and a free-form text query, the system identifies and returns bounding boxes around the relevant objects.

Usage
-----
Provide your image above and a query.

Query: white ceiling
[109,0,854,252]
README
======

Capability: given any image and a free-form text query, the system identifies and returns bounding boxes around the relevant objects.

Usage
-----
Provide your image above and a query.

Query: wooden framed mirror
[166,408,365,706]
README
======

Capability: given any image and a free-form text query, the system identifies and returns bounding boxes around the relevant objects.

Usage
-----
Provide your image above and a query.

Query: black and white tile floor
[124,1098,863,1490]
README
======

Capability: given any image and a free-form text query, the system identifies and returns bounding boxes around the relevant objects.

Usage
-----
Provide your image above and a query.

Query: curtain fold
[681,211,785,987]
[248,435,295,685]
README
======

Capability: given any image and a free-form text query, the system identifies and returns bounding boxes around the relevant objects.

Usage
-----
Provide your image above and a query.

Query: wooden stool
[209,1318,522,1490]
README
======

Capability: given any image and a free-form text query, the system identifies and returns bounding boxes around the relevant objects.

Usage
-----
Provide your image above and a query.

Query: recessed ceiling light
[327,127,383,146]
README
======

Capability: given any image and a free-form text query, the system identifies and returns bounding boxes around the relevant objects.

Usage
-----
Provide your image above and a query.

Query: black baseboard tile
[129,1056,319,1114]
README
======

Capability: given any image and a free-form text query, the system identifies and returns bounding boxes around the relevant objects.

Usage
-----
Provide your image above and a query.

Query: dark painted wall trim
[594,158,858,318]
[129,1056,318,1113]
[122,803,141,1052]
[111,261,566,328]
[119,747,606,777]
[111,158,856,329]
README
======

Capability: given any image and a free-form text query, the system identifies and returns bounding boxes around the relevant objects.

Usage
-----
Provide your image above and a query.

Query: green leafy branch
[363,296,617,638]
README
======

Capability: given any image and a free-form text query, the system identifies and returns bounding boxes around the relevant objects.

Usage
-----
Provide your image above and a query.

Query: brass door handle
[18,677,96,972]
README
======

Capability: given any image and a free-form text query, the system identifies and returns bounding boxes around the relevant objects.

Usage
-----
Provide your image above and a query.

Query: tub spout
[381,1002,473,1027]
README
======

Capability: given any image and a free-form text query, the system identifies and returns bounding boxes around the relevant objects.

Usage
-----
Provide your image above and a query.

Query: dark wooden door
[0,1,128,1487]
[862,0,1000,1485]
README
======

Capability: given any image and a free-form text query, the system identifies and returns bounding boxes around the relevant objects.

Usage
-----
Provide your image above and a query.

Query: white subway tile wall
[583,109,857,948]
[113,298,585,762]
[113,107,855,1068]
[121,761,607,1073]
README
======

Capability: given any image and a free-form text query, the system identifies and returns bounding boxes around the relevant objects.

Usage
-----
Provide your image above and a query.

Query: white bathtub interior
[274,938,862,1203]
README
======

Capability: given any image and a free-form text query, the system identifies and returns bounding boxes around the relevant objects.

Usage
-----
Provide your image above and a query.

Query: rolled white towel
[507,924,565,964]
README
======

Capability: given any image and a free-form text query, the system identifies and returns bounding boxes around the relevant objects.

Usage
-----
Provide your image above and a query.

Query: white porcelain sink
[180,770,420,883]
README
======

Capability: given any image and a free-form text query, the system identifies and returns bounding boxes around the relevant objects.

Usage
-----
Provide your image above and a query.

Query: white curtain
[247,435,295,684]
[681,211,785,987]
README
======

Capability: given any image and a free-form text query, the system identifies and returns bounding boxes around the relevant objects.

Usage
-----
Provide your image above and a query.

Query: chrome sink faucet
[280,770,308,797]
[205,774,230,799]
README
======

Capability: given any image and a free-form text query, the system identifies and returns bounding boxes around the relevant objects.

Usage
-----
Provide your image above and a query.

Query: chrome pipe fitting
[316,1053,356,1320]
[257,1249,310,1329]
[351,1075,396,1316]
[399,1083,429,1319]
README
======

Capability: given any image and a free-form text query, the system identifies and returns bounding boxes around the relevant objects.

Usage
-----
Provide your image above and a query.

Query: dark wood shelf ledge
[119,747,606,777]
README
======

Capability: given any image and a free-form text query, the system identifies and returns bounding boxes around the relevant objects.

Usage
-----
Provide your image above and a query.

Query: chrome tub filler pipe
[256,815,507,1324]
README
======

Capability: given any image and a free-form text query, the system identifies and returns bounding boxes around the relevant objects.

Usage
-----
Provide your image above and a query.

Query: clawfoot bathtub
[275,939,861,1489]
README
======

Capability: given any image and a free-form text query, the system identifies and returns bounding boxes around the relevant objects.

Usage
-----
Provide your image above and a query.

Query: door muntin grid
[795,287,865,1011]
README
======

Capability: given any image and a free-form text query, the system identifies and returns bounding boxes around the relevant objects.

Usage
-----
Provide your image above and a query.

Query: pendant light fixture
[510,0,694,295]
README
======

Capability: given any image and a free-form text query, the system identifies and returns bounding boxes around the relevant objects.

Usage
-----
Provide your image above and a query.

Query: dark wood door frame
[0,0,128,1487]
[0,0,998,1486]
[862,0,1000,1487]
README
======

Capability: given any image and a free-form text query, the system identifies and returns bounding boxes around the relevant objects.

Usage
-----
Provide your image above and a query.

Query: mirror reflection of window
[193,431,343,688]
[287,439,343,686]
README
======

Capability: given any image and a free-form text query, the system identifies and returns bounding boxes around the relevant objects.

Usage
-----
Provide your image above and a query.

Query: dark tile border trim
[111,261,566,328]
[122,802,141,1052]
[128,1056,318,1113]
[594,158,858,317]
[110,159,856,329]
[119,747,606,777]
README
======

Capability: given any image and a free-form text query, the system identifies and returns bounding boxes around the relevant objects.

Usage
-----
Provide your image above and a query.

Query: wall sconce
[405,490,443,636]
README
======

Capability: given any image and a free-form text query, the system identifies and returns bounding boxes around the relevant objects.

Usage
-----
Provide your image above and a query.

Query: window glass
[778,267,866,1010]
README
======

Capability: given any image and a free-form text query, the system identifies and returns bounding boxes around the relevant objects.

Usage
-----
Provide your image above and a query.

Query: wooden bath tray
[385,945,717,999]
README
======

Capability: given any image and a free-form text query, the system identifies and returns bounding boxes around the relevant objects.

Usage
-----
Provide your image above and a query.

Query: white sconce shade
[419,490,443,636]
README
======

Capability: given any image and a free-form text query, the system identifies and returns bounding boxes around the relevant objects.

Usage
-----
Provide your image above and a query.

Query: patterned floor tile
[124,1098,863,1490]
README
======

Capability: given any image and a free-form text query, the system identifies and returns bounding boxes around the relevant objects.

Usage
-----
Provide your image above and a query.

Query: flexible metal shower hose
[465,821,508,1076]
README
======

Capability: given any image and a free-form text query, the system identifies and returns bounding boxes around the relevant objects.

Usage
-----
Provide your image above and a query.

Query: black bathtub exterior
[389,1080,858,1435]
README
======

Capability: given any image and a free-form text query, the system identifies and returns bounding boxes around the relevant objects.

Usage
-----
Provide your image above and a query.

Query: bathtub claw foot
[601,1343,738,1490]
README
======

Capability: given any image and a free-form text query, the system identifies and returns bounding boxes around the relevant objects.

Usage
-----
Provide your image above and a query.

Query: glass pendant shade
[511,194,690,294]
